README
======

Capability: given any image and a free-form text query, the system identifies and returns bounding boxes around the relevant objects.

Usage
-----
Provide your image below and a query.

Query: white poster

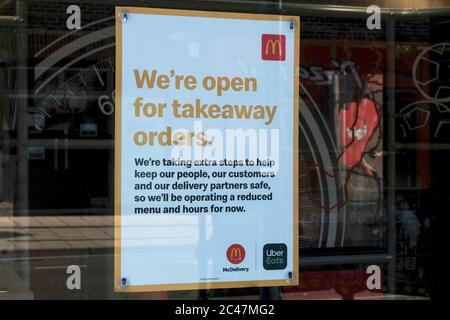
[115,7,299,292]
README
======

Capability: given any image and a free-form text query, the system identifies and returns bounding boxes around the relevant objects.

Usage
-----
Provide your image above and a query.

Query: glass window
[0,0,444,300]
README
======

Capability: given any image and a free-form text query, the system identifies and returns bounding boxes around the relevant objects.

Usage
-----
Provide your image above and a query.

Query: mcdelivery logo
[262,34,286,61]
[226,244,245,264]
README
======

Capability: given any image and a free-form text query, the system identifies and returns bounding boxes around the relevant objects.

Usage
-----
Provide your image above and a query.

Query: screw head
[289,21,295,30]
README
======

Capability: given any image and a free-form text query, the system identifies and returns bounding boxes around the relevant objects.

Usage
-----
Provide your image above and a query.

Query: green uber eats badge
[263,243,287,270]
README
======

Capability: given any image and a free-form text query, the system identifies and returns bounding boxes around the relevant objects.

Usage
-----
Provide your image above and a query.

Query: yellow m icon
[262,35,285,60]
[230,248,242,259]
[265,39,282,56]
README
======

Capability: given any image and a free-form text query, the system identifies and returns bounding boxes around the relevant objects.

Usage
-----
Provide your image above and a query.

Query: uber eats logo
[263,243,287,270]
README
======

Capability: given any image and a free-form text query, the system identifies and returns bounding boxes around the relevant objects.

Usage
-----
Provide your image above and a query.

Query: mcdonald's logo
[226,244,245,264]
[262,34,286,61]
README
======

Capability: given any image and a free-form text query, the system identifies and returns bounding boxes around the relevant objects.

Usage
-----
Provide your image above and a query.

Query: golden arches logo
[262,34,286,61]
[226,244,245,264]
[265,39,283,56]
[230,248,242,259]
